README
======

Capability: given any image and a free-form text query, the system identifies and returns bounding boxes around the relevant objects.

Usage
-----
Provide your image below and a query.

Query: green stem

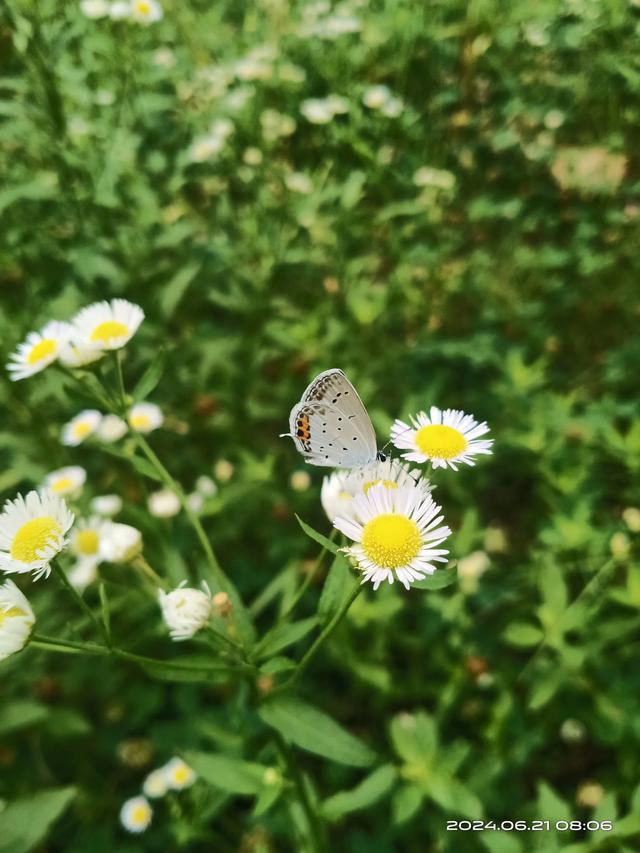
[132,554,168,590]
[280,531,336,621]
[113,350,127,410]
[275,732,326,853]
[131,432,229,591]
[30,633,109,655]
[275,580,363,693]
[51,560,109,645]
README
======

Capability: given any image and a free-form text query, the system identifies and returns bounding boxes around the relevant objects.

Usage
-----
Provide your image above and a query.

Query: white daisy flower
[71,299,144,352]
[334,483,451,590]
[70,516,110,564]
[391,407,493,470]
[147,489,180,518]
[7,321,70,381]
[80,0,110,18]
[163,757,197,790]
[120,796,152,833]
[0,579,35,661]
[91,494,122,517]
[61,410,103,446]
[128,402,163,433]
[159,582,212,641]
[58,340,104,368]
[130,0,163,24]
[97,414,128,442]
[195,475,217,497]
[68,559,99,592]
[100,523,142,563]
[321,459,432,522]
[300,98,336,125]
[43,466,87,498]
[143,768,169,799]
[0,490,74,580]
[109,0,130,18]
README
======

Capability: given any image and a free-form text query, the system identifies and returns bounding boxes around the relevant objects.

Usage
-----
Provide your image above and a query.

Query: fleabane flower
[321,459,432,522]
[91,494,122,517]
[128,402,163,433]
[61,410,103,446]
[334,483,451,590]
[143,768,169,799]
[100,523,142,563]
[120,796,152,833]
[43,466,87,498]
[72,299,144,352]
[7,321,70,381]
[58,340,105,368]
[0,490,74,580]
[163,757,197,790]
[159,582,212,641]
[130,0,163,23]
[0,580,35,661]
[69,517,110,590]
[97,414,128,442]
[80,0,109,17]
[148,489,180,518]
[391,407,493,470]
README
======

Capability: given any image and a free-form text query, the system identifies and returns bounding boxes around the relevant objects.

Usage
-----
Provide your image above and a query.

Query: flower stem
[30,633,108,655]
[132,554,168,590]
[275,732,326,853]
[275,580,363,693]
[280,530,337,621]
[51,560,110,645]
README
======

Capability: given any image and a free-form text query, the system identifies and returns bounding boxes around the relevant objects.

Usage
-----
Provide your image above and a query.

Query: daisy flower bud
[0,490,74,580]
[163,757,197,790]
[61,410,102,446]
[212,590,232,618]
[159,582,212,641]
[391,407,493,470]
[42,466,87,499]
[120,796,152,833]
[195,475,217,497]
[622,507,640,533]
[0,580,35,661]
[91,494,122,517]
[290,470,311,491]
[97,414,128,443]
[72,299,144,352]
[100,523,143,563]
[213,460,234,482]
[147,489,180,518]
[128,402,163,434]
[143,768,169,799]
[7,321,70,381]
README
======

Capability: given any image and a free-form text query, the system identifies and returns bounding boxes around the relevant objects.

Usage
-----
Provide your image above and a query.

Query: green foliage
[1,0,639,849]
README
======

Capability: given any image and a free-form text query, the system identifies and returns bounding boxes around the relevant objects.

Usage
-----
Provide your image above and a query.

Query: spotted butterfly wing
[285,369,378,467]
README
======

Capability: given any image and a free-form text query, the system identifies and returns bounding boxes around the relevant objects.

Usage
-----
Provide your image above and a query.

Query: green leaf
[0,787,76,853]
[132,349,166,403]
[134,658,234,684]
[43,709,92,739]
[390,712,437,763]
[0,701,49,736]
[392,785,423,825]
[536,781,572,823]
[184,751,267,795]
[503,623,543,647]
[411,565,458,591]
[322,764,397,821]
[252,784,283,817]
[160,262,201,317]
[295,515,339,555]
[255,616,318,659]
[318,554,352,626]
[259,696,375,767]
[127,453,165,483]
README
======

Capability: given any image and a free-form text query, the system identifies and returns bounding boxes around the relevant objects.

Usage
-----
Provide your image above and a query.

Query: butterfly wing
[287,369,378,467]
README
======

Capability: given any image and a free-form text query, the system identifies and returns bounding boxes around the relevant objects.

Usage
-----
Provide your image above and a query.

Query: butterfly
[282,368,385,467]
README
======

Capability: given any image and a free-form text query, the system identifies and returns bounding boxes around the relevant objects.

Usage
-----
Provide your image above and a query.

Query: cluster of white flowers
[314,406,493,591]
[7,299,144,381]
[299,1,362,39]
[120,757,196,834]
[362,85,404,118]
[60,404,163,446]
[189,118,235,163]
[300,95,349,125]
[80,0,163,24]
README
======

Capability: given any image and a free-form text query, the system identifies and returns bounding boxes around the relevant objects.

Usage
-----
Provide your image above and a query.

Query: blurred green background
[1,0,640,850]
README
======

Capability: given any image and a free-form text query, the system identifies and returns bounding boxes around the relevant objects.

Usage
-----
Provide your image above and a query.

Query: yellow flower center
[363,479,398,494]
[135,0,151,13]
[415,424,467,460]
[28,339,57,365]
[172,766,189,784]
[11,517,62,563]
[361,514,421,569]
[72,421,93,440]
[131,804,149,824]
[90,320,129,343]
[76,529,99,556]
[129,413,151,430]
[52,477,74,493]
[0,607,26,626]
